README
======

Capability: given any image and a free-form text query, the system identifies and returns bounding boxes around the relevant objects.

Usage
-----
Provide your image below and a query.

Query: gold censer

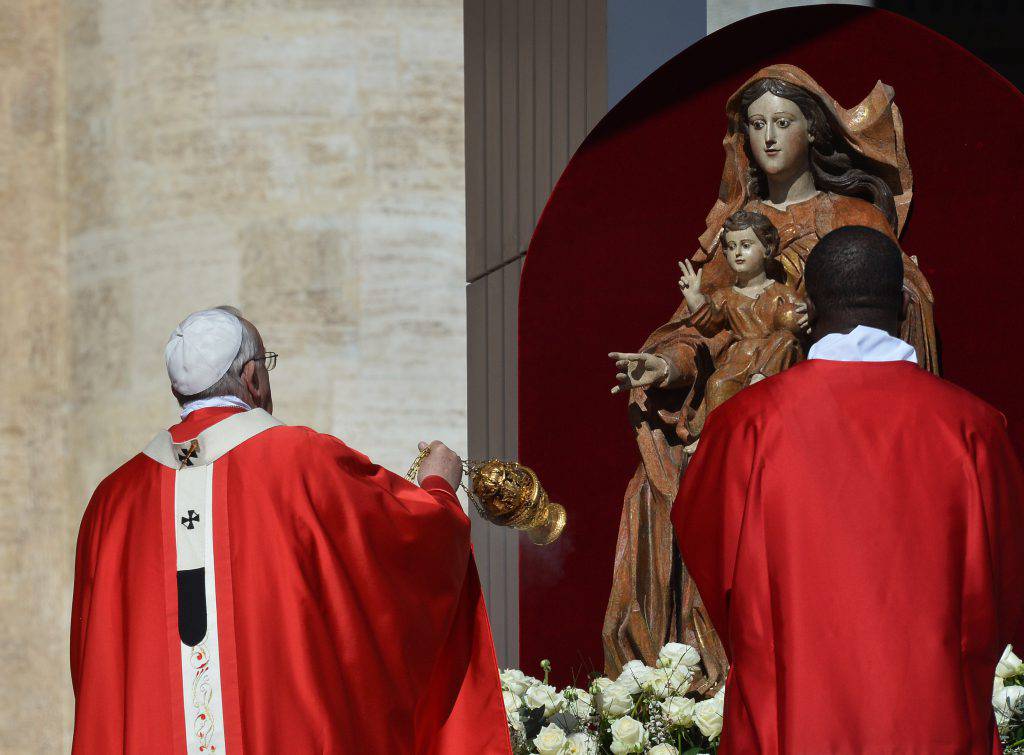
[407,452,566,546]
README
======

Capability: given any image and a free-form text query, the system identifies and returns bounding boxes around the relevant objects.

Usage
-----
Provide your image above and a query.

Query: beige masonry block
[239,216,361,342]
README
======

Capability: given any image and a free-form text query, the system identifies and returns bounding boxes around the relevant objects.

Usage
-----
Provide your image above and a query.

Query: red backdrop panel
[518,6,1024,684]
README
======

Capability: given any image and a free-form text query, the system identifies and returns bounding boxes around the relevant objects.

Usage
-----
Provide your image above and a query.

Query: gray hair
[173,305,260,406]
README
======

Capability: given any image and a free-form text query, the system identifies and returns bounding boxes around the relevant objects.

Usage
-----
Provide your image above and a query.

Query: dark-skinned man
[674,226,1024,754]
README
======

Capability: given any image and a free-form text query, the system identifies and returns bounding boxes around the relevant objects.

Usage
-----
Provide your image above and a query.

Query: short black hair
[804,225,903,316]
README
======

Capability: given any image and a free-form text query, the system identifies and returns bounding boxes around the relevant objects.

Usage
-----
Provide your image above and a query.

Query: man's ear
[805,295,817,324]
[899,290,910,323]
[241,361,258,399]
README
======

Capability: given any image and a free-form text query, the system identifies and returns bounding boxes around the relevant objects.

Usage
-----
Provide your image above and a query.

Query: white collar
[807,325,918,364]
[180,395,252,419]
[144,409,283,469]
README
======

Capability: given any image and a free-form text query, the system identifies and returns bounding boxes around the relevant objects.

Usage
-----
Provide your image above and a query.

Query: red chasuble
[71,407,512,754]
[673,360,1024,755]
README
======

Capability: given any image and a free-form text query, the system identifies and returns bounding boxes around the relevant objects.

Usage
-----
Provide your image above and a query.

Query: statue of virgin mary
[604,64,937,688]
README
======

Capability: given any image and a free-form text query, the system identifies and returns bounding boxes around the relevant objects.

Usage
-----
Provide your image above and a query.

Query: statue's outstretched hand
[609,352,669,395]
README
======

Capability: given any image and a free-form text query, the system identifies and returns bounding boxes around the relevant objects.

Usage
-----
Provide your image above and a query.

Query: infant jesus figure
[678,210,806,437]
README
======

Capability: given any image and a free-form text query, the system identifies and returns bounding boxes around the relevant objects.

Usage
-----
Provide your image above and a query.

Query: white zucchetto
[165,309,243,395]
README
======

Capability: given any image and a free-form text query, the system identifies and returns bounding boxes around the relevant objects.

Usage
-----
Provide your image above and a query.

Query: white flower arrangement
[504,643,1023,754]
[502,645,719,754]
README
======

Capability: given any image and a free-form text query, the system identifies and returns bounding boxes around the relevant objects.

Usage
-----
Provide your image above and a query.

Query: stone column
[0,0,71,750]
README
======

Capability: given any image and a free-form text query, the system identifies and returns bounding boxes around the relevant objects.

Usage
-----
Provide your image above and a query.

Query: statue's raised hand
[678,259,707,313]
[609,352,669,395]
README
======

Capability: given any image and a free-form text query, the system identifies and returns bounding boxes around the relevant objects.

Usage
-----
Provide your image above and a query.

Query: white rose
[507,708,524,734]
[597,681,635,718]
[995,684,1024,716]
[609,715,647,753]
[647,745,679,755]
[659,642,702,671]
[617,659,656,694]
[562,732,598,755]
[714,684,726,703]
[996,676,1006,697]
[995,685,1024,729]
[998,645,1024,679]
[500,668,533,696]
[563,687,595,720]
[620,659,655,680]
[694,698,724,739]
[532,722,567,755]
[646,666,693,699]
[523,683,564,717]
[671,664,696,688]
[662,695,697,727]
[502,689,521,716]
[590,676,614,695]
[644,674,671,700]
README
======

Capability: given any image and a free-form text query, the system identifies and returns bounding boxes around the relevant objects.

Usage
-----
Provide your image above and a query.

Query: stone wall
[63,0,467,492]
[2,1,466,750]
[0,0,71,750]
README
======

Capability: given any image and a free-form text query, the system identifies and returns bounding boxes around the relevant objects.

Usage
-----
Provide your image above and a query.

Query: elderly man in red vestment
[673,226,1024,754]
[71,306,512,754]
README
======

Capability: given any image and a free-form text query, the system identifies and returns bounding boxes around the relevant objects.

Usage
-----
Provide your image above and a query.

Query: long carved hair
[738,78,898,232]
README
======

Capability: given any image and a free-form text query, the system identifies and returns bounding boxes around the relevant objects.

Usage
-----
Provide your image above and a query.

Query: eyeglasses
[246,351,277,371]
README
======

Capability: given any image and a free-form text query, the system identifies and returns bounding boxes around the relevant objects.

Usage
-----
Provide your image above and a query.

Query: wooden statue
[604,64,937,690]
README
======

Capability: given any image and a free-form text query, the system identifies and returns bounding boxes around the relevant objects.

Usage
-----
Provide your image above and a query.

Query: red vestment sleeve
[671,403,759,657]
[307,436,512,753]
[970,414,1024,649]
[416,475,510,753]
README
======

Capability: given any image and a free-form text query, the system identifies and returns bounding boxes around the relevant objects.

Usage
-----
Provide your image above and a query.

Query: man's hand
[416,440,463,491]
[794,302,810,333]
[609,352,670,395]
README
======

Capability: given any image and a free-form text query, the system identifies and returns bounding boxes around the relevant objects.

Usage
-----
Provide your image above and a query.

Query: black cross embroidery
[177,440,199,469]
[181,510,200,530]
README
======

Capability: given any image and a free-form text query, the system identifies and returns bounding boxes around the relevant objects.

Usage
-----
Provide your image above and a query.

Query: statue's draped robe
[685,279,803,423]
[673,360,1024,754]
[71,407,511,754]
